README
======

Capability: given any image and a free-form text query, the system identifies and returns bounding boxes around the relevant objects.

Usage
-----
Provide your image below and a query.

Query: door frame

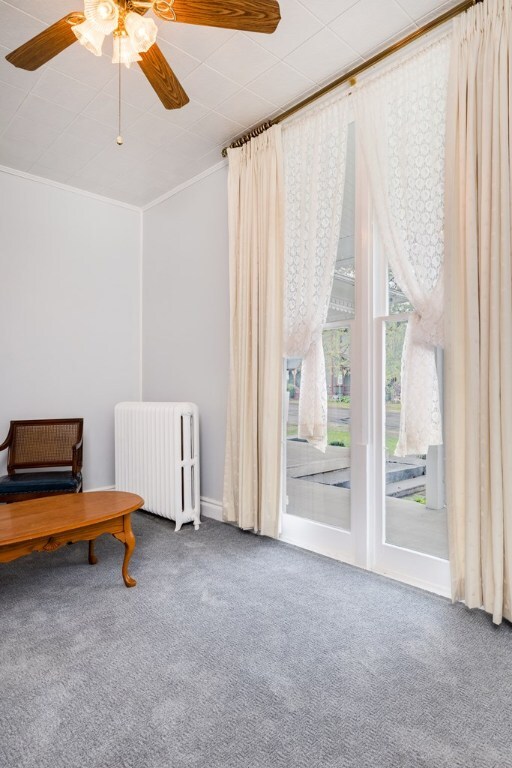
[280,128,451,597]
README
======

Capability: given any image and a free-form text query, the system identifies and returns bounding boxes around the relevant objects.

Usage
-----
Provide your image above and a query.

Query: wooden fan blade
[5,13,84,71]
[138,45,189,109]
[169,0,281,33]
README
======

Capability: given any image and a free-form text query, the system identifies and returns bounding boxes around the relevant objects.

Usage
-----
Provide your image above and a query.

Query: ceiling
[0,0,460,207]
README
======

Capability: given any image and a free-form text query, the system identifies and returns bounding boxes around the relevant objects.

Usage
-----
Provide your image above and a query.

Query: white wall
[0,171,141,489]
[142,165,229,504]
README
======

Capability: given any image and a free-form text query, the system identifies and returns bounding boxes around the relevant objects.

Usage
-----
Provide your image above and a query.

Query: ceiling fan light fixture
[84,0,119,34]
[124,11,158,53]
[72,20,105,56]
[112,32,142,68]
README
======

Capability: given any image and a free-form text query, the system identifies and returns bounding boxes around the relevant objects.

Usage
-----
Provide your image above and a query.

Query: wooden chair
[0,419,83,503]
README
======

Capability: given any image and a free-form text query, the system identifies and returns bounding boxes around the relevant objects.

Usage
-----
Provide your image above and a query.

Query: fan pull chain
[117,55,123,146]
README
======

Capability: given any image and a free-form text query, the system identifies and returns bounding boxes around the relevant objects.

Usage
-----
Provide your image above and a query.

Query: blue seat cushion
[0,471,81,495]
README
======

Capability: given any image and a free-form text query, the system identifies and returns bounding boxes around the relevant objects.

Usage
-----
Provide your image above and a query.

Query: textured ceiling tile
[3,0,80,25]
[395,0,459,21]
[183,64,240,108]
[284,27,360,83]
[0,82,27,120]
[82,92,143,130]
[247,60,315,107]
[330,0,412,57]
[414,0,462,23]
[156,38,201,81]
[63,114,116,146]
[217,88,276,126]
[1,115,60,167]
[31,69,97,113]
[27,162,72,183]
[151,99,210,127]
[122,112,184,148]
[0,2,45,49]
[16,93,75,131]
[255,0,322,57]
[190,110,243,147]
[0,135,40,169]
[156,19,236,60]
[3,114,60,147]
[47,132,103,164]
[103,69,162,113]
[297,0,361,24]
[30,148,87,176]
[206,34,278,86]
[163,129,217,161]
[49,46,115,91]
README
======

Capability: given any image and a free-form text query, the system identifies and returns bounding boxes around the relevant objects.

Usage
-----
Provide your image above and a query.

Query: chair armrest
[72,437,83,476]
[0,425,13,452]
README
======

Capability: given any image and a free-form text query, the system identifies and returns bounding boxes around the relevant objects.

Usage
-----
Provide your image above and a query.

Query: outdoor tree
[323,328,351,398]
[385,321,406,402]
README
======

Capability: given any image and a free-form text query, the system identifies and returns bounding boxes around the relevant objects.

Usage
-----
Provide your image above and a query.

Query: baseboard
[88,487,224,524]
[201,496,223,522]
[373,565,452,599]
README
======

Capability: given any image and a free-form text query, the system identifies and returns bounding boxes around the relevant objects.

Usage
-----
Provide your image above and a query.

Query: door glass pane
[285,122,355,532]
[286,327,351,531]
[384,320,448,558]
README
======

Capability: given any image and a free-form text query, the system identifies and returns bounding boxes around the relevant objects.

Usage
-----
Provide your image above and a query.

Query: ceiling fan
[5,0,281,111]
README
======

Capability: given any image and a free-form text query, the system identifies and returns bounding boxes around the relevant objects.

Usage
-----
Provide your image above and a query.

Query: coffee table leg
[122,514,136,588]
[88,540,98,565]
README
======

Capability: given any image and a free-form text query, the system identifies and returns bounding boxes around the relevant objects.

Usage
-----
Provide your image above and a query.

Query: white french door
[280,128,450,597]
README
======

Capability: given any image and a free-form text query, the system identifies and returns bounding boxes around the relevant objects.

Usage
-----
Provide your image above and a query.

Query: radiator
[115,402,200,531]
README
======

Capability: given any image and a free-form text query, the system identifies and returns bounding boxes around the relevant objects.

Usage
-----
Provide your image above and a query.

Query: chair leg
[88,540,98,565]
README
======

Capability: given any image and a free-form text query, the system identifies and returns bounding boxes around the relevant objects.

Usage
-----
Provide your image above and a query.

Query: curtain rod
[221,0,480,157]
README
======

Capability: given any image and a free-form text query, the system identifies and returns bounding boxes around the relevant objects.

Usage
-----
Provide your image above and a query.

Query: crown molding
[142,159,228,212]
[0,164,142,212]
[0,158,229,214]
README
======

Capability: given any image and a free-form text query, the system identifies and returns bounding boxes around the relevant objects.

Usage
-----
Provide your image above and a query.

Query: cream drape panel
[223,126,284,538]
[354,39,450,456]
[282,101,349,452]
[445,0,512,625]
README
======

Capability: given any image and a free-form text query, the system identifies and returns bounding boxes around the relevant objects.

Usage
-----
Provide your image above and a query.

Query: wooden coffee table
[0,491,144,587]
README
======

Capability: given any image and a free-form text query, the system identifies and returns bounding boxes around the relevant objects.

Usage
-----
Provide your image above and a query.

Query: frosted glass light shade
[84,0,119,34]
[125,11,158,53]
[72,20,105,56]
[112,34,142,68]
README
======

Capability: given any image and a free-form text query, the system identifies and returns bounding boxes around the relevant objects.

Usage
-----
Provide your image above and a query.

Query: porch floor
[286,441,448,560]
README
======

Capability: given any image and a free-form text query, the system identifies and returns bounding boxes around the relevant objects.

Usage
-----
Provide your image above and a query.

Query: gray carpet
[1,513,511,768]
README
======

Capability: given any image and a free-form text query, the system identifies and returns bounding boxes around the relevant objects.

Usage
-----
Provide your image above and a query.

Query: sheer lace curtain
[282,101,349,452]
[223,126,284,538]
[354,39,450,456]
[445,0,512,625]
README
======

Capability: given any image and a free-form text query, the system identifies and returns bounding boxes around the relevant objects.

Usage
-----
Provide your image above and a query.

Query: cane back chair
[0,418,83,503]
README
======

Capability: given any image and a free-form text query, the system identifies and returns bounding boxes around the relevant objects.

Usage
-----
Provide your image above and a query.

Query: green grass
[288,424,399,454]
[327,427,351,447]
[287,424,351,446]
[327,399,351,410]
[403,494,426,506]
